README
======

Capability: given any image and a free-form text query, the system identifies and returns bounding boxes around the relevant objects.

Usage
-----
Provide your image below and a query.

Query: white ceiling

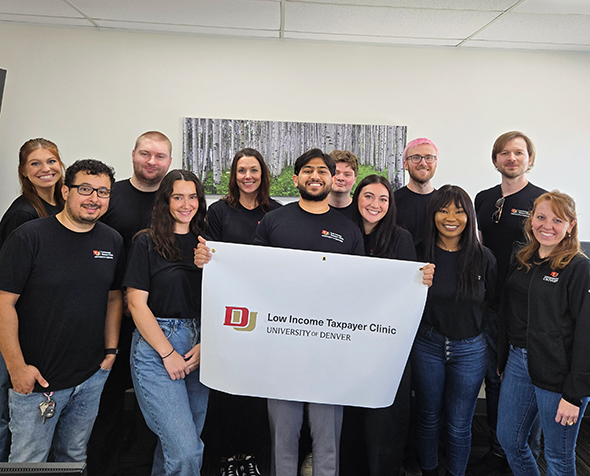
[1,0,590,52]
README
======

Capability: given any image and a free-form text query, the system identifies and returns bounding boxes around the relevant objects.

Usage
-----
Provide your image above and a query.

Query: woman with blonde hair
[497,191,590,476]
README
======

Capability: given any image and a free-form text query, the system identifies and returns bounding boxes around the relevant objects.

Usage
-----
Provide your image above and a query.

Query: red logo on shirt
[550,272,559,277]
[93,250,100,256]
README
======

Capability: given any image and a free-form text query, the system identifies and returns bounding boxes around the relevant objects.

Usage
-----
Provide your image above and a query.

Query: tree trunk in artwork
[325,123,335,153]
[280,122,288,172]
[387,127,396,184]
[394,127,405,190]
[270,121,280,177]
[201,119,210,182]
[212,119,221,187]
[230,119,236,157]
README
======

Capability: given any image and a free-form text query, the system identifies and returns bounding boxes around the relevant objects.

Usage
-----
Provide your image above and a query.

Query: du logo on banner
[224,306,257,332]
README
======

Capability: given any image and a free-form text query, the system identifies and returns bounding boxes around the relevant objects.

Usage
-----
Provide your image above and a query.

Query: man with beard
[255,149,364,476]
[469,132,546,476]
[0,160,124,462]
[394,138,439,245]
[100,131,173,251]
[87,131,173,475]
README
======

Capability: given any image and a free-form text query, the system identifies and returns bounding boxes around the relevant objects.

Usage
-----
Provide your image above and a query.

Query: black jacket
[498,254,590,407]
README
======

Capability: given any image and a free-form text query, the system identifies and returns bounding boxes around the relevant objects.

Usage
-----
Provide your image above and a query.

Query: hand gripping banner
[200,242,428,408]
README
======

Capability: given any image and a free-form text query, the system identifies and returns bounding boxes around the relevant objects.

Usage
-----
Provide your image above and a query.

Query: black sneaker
[467,451,512,476]
[221,456,241,476]
[239,454,262,476]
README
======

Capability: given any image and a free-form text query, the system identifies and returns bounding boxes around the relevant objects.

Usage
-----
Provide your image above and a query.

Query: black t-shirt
[420,246,497,340]
[254,202,364,256]
[475,182,546,281]
[394,186,435,245]
[100,179,157,254]
[475,182,546,307]
[0,217,125,392]
[207,199,282,244]
[363,227,416,261]
[504,262,536,348]
[0,195,61,250]
[332,203,355,221]
[123,232,202,320]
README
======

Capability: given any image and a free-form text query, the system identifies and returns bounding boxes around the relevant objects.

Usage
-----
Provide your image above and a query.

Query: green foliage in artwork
[269,166,299,197]
[351,165,389,195]
[203,169,231,195]
[203,165,389,197]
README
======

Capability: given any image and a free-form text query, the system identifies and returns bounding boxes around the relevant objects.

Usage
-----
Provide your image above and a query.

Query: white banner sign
[201,241,428,408]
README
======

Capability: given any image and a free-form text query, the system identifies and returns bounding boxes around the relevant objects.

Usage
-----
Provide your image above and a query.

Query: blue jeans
[483,310,541,458]
[8,367,110,462]
[0,353,10,461]
[497,346,588,476]
[411,328,487,476]
[131,319,209,476]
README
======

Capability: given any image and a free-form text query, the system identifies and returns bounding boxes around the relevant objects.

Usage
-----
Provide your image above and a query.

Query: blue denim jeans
[8,367,110,462]
[131,319,209,476]
[411,328,487,476]
[0,353,10,461]
[483,310,541,458]
[497,346,588,476]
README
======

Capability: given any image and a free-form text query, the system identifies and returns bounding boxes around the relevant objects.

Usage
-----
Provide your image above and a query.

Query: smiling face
[22,148,62,193]
[435,200,468,245]
[62,172,111,226]
[358,183,389,234]
[404,143,438,185]
[493,137,530,179]
[531,199,575,257]
[293,157,333,202]
[236,156,262,197]
[132,138,172,186]
[332,162,356,195]
[169,180,199,233]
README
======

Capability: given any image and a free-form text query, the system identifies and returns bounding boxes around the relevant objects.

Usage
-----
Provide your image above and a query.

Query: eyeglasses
[492,197,505,224]
[407,154,437,164]
[70,184,111,198]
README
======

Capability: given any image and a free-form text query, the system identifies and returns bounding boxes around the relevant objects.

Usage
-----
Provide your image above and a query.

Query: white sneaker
[299,452,312,476]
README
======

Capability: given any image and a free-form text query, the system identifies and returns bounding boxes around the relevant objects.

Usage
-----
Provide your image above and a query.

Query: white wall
[1,23,589,235]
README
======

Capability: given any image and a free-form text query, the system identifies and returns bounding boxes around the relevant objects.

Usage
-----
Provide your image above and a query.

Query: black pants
[340,362,411,476]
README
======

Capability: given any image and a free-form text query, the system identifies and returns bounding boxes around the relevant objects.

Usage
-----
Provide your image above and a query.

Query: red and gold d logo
[224,306,257,332]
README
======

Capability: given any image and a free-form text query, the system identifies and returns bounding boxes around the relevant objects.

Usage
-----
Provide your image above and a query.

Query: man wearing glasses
[471,131,546,476]
[394,138,439,245]
[0,159,125,463]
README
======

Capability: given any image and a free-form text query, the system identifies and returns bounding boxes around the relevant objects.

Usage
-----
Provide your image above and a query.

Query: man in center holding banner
[197,148,433,476]
[253,149,364,476]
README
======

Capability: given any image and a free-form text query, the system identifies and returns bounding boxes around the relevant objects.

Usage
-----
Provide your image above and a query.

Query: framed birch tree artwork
[183,117,407,196]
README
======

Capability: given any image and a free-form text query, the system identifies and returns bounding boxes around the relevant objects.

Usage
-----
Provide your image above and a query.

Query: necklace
[437,242,460,252]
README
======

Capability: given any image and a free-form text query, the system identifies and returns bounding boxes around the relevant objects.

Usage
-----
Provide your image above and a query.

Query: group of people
[0,129,587,476]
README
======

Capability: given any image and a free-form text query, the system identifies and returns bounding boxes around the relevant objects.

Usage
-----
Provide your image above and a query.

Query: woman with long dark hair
[203,148,281,475]
[497,191,590,476]
[412,185,496,476]
[340,174,433,476]
[207,148,281,244]
[0,138,65,248]
[124,170,209,476]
